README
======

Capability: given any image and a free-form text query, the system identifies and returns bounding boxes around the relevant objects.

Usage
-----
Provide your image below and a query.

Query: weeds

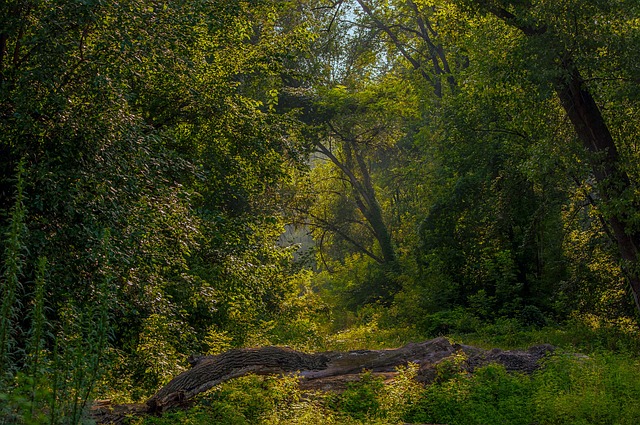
[130,341,640,425]
[0,164,114,424]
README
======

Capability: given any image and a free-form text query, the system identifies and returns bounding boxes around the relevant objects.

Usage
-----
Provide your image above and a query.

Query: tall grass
[0,160,27,384]
[126,303,640,425]
[0,162,114,424]
[131,352,640,425]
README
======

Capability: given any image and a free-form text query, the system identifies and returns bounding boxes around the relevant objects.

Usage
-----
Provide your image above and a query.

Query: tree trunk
[348,142,397,265]
[315,140,397,266]
[477,1,640,315]
[554,61,640,312]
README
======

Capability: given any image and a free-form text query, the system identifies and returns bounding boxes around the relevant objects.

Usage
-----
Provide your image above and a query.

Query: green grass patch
[130,349,640,425]
[125,309,640,425]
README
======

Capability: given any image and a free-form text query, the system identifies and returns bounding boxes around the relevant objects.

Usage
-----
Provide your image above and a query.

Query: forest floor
[93,317,640,425]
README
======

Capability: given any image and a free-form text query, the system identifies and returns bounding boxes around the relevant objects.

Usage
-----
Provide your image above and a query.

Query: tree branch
[355,0,434,86]
[306,209,385,264]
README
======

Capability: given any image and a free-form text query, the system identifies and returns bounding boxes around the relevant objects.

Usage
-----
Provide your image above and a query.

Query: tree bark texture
[143,337,553,413]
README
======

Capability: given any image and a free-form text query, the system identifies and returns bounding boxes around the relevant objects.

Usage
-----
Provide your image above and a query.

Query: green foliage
[129,340,640,425]
[533,352,640,424]
[130,374,303,425]
[417,307,482,337]
[401,353,640,425]
[404,363,534,425]
[328,372,385,420]
[1,0,317,409]
[0,246,113,424]
[1,0,640,417]
[452,313,640,356]
[0,159,27,382]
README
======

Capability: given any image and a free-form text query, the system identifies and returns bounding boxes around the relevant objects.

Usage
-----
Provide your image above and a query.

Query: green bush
[403,351,640,425]
[520,305,548,328]
[132,374,302,425]
[418,307,481,336]
[130,348,640,425]
[328,372,384,420]
[403,363,534,425]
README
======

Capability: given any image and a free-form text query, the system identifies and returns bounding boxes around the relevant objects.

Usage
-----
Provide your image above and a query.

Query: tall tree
[456,0,640,312]
[295,80,416,302]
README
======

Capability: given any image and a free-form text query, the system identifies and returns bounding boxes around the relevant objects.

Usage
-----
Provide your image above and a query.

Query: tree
[337,0,640,321]
[0,0,315,412]
[329,0,567,320]
[354,0,459,98]
[294,74,422,303]
[455,0,640,313]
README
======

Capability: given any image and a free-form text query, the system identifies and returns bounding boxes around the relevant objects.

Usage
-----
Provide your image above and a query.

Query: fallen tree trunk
[89,337,555,423]
[145,337,554,413]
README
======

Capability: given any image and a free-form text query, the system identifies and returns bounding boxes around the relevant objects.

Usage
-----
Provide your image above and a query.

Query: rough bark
[146,346,330,412]
[142,337,553,414]
[90,337,554,423]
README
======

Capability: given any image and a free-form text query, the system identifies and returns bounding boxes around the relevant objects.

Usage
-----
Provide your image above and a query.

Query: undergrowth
[124,306,640,424]
[130,348,640,425]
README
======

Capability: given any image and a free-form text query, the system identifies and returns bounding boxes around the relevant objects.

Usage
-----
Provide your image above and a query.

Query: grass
[125,310,640,425]
[130,346,640,425]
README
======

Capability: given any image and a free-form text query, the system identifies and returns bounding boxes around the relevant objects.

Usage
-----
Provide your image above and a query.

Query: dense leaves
[300,0,640,328]
[0,0,314,413]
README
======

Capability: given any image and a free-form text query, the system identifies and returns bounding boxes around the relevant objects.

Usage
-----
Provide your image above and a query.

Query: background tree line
[298,0,640,327]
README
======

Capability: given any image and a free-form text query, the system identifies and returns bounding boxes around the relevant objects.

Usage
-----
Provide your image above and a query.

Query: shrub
[403,363,534,425]
[419,307,480,336]
[329,372,384,420]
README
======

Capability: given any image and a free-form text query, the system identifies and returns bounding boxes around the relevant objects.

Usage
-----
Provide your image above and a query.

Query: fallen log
[145,337,554,413]
[89,337,555,422]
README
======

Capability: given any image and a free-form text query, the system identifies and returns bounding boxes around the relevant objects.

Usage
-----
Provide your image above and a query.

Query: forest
[1,0,640,424]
